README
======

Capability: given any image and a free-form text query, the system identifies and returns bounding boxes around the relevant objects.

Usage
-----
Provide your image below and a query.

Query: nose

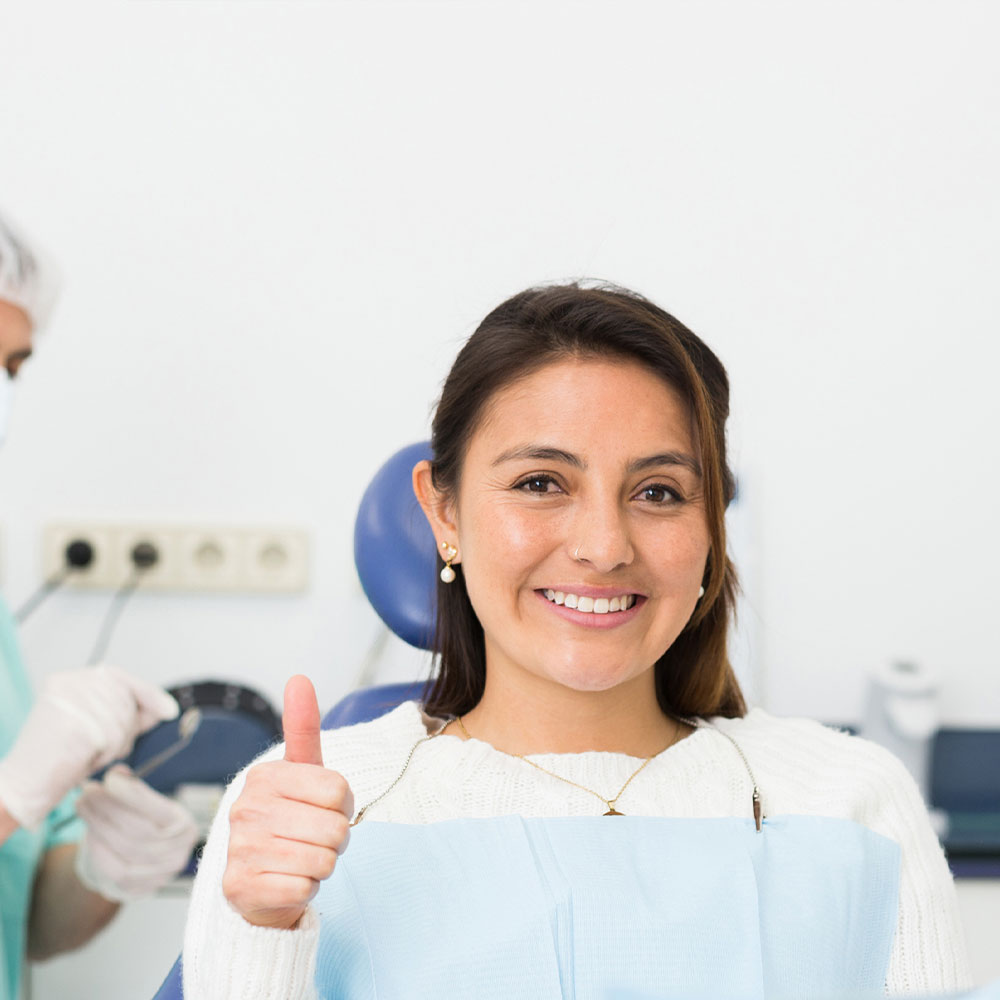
[569,491,634,574]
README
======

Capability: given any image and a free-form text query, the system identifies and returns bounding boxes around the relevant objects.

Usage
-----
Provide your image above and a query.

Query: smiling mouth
[542,590,637,614]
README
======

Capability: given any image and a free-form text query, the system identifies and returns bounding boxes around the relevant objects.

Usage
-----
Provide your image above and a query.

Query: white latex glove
[74,765,199,902]
[0,665,178,829]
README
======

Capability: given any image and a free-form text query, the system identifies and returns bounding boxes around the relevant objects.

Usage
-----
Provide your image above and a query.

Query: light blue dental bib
[314,815,900,1000]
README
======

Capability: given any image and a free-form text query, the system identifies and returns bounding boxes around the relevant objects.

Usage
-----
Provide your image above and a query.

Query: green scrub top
[0,597,82,1000]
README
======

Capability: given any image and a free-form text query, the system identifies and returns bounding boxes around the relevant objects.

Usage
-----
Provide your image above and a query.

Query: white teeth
[543,591,634,614]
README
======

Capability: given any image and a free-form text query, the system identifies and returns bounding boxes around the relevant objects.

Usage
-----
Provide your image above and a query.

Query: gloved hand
[0,665,179,829]
[74,765,199,902]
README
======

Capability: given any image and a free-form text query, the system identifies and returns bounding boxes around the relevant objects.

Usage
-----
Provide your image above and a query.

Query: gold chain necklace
[456,715,676,816]
[350,715,764,832]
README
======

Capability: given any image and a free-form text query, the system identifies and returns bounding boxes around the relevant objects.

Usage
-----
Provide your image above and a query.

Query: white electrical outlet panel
[42,523,309,593]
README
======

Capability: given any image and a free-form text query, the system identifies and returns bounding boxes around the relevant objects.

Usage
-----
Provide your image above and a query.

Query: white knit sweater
[182,704,972,999]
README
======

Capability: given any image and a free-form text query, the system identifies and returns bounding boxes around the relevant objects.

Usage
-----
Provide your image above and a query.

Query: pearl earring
[440,542,459,583]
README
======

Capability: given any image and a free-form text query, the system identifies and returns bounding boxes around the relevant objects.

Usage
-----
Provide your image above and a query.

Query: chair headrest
[322,680,430,729]
[353,441,437,650]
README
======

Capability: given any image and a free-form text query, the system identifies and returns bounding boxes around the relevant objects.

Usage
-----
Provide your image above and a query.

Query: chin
[544,659,647,695]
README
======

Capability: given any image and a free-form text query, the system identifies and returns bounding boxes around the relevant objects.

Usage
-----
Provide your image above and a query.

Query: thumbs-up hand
[222,675,354,930]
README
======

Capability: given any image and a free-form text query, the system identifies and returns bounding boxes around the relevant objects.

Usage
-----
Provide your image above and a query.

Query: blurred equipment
[133,708,202,780]
[861,660,940,803]
[129,681,281,853]
[930,727,1000,877]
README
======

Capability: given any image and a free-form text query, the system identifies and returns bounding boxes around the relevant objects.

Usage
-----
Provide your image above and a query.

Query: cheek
[463,500,565,568]
[648,521,711,577]
[459,505,568,617]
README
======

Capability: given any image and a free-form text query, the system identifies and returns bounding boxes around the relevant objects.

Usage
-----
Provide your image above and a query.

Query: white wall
[1,0,998,728]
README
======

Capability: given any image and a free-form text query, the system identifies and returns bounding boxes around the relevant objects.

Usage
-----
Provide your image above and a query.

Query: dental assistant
[0,212,198,1000]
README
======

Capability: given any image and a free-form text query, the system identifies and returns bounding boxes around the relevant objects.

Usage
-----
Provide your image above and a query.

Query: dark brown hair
[423,282,745,721]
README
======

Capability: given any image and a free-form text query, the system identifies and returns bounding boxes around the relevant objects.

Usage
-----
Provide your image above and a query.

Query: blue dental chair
[151,442,437,1000]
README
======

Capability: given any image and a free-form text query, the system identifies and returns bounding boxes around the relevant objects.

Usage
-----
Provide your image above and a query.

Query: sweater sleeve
[182,742,320,1000]
[846,735,973,995]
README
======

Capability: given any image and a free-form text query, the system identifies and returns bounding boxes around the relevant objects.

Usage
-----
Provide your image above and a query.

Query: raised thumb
[282,675,323,766]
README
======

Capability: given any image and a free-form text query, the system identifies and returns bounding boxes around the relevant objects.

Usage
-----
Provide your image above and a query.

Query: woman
[183,284,971,999]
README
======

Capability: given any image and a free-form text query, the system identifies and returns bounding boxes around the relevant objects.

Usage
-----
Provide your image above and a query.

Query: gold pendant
[603,807,624,816]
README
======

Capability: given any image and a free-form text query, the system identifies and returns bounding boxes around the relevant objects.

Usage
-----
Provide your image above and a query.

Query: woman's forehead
[470,356,696,461]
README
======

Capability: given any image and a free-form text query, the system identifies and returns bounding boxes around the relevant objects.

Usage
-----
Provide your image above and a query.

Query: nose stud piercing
[440,542,459,583]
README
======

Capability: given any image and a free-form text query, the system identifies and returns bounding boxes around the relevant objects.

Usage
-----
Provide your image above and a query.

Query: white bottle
[861,659,940,807]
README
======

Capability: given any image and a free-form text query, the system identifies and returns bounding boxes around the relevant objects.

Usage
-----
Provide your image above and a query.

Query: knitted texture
[183,704,972,999]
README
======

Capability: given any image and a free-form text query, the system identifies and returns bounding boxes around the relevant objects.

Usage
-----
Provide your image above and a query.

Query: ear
[412,460,460,562]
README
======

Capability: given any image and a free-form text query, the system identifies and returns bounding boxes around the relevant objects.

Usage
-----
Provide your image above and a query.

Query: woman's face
[427,356,711,700]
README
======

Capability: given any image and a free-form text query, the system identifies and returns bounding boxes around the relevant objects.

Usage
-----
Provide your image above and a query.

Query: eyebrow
[491,445,702,478]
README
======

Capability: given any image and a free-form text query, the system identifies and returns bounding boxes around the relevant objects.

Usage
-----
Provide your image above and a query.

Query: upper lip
[538,585,645,599]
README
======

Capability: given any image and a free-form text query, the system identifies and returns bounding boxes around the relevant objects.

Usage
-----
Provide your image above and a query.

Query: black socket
[64,539,95,569]
[130,541,159,569]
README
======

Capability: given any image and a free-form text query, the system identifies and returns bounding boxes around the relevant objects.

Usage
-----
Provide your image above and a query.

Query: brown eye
[516,475,559,494]
[636,483,681,504]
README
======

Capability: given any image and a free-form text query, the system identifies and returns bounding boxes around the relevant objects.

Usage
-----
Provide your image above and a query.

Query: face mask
[0,372,12,447]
